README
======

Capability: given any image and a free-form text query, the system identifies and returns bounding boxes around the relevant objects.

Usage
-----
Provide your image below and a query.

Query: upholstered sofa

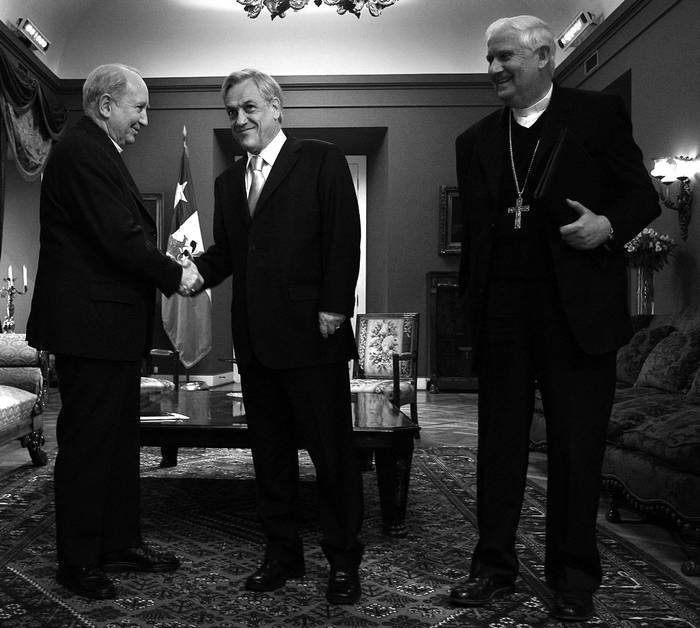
[0,333,49,466]
[530,306,700,576]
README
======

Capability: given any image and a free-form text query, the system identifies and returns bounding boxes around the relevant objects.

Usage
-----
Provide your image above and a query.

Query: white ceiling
[1,0,624,78]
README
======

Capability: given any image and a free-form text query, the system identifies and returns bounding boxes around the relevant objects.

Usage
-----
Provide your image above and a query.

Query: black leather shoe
[244,559,305,592]
[101,545,180,573]
[551,592,594,621]
[326,568,361,605]
[56,565,116,600]
[450,575,515,606]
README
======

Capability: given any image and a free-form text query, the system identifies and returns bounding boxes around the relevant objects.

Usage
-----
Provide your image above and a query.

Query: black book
[534,127,602,226]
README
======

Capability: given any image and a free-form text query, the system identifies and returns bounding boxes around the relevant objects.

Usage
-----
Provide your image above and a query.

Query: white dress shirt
[245,129,287,195]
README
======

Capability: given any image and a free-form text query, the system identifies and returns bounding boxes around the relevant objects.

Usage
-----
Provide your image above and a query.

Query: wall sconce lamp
[650,156,700,240]
[557,11,597,50]
[15,17,50,54]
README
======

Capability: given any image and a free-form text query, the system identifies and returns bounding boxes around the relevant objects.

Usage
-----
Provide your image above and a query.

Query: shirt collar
[511,83,553,128]
[247,129,286,169]
[109,137,123,153]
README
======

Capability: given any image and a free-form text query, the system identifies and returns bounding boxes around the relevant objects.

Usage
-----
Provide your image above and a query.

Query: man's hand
[559,199,612,250]
[319,312,346,339]
[178,257,203,296]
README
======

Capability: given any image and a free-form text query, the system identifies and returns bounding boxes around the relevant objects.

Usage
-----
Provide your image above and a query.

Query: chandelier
[237,0,398,19]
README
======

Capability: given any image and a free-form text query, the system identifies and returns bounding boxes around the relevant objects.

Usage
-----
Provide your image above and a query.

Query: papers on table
[139,412,190,423]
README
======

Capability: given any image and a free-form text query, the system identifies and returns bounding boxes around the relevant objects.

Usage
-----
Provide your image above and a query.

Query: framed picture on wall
[142,193,165,251]
[439,185,462,256]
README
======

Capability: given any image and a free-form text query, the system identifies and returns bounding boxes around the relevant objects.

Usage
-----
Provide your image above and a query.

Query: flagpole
[162,123,213,391]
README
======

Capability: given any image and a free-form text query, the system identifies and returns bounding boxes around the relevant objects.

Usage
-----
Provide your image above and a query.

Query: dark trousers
[241,358,364,569]
[54,354,142,567]
[471,279,616,594]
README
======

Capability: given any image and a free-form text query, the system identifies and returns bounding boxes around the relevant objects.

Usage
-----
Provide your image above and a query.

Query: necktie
[247,154,265,216]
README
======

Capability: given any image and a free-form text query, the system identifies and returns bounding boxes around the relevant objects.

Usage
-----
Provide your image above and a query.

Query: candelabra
[0,278,28,333]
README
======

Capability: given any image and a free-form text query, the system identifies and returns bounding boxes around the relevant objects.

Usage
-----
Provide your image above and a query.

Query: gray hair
[82,64,142,115]
[486,15,556,71]
[220,68,284,123]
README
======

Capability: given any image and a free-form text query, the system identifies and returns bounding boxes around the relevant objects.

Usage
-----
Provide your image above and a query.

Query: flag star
[174,181,188,208]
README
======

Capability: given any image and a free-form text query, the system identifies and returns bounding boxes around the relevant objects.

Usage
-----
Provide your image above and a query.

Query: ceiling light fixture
[557,11,597,50]
[15,17,50,54]
[237,0,397,19]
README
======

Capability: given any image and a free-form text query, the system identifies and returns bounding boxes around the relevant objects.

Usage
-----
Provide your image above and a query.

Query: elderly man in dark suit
[193,68,363,604]
[449,16,660,621]
[27,64,202,600]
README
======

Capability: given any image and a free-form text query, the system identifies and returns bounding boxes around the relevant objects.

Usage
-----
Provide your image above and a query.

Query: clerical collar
[511,83,553,128]
[247,129,286,170]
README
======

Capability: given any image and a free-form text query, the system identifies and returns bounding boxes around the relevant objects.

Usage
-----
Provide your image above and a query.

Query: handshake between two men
[175,256,347,338]
[177,257,204,296]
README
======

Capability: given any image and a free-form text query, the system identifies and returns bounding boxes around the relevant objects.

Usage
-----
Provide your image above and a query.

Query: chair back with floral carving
[351,313,419,424]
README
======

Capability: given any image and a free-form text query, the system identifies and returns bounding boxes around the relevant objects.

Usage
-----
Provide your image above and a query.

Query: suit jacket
[27,116,182,361]
[195,136,361,373]
[456,85,660,363]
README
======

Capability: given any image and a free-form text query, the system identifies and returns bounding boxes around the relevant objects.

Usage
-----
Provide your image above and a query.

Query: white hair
[486,15,556,71]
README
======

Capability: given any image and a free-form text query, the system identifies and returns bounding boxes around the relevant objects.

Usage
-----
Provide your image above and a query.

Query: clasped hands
[178,257,204,296]
[559,199,612,250]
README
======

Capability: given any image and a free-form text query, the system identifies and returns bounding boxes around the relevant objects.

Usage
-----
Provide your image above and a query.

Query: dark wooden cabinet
[426,272,478,392]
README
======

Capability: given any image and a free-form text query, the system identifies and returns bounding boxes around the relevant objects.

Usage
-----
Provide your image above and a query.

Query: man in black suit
[449,16,660,621]
[193,68,363,604]
[27,64,202,600]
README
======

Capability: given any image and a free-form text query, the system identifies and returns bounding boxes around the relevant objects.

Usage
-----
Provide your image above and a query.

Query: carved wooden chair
[350,313,419,425]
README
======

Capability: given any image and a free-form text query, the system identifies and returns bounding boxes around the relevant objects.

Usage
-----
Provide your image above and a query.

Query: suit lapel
[114,156,156,228]
[80,118,155,229]
[232,159,250,226]
[475,108,508,211]
[254,137,299,216]
[531,84,571,175]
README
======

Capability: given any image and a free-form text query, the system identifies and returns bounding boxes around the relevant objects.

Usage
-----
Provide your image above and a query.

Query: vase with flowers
[624,227,676,315]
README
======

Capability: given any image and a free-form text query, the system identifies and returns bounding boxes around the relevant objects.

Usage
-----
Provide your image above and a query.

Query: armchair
[0,333,49,466]
[350,313,419,425]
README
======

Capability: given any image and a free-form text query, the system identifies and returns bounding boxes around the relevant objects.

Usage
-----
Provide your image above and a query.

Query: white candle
[7,265,12,284]
[22,265,27,289]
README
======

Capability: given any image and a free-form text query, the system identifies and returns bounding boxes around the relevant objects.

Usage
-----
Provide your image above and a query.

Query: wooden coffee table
[140,390,419,537]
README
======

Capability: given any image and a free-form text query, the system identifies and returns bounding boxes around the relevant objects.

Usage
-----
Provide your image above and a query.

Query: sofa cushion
[0,384,38,431]
[635,330,700,393]
[607,391,688,442]
[616,325,675,385]
[615,406,700,475]
[684,364,700,400]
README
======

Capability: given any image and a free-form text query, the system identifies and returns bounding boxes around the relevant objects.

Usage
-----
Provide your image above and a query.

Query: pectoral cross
[508,196,529,229]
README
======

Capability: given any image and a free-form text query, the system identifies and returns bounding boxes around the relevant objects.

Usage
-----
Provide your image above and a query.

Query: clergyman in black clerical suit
[449,15,659,622]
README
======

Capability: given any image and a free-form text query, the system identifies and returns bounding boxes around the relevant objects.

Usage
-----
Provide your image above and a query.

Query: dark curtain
[0,46,68,257]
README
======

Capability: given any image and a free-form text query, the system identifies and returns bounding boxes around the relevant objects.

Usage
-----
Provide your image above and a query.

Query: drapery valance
[0,46,68,181]
[0,43,68,258]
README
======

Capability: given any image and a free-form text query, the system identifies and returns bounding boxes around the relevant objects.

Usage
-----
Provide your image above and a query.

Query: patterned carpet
[1,446,699,627]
